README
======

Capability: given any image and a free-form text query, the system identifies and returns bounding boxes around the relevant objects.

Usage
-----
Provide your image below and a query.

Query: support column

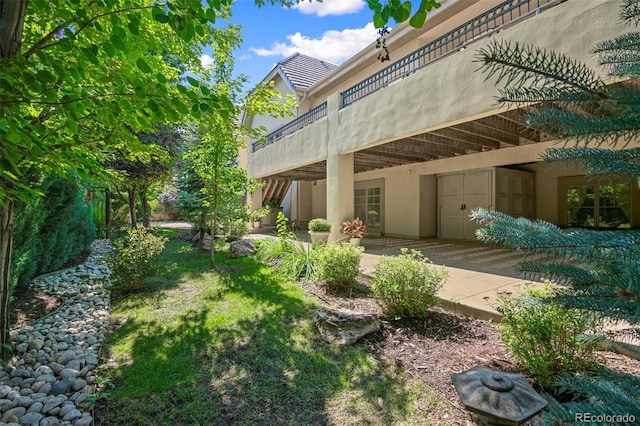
[325,92,354,242]
[326,152,354,242]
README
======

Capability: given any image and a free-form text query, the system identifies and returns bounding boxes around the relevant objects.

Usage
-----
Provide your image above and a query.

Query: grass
[96,232,439,425]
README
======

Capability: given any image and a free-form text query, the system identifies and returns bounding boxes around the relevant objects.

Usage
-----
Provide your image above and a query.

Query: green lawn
[96,233,438,425]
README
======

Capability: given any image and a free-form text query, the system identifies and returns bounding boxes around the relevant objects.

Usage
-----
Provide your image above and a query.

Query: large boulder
[230,240,256,258]
[314,307,380,345]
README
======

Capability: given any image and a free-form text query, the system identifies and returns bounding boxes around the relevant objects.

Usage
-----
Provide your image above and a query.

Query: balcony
[251,0,564,153]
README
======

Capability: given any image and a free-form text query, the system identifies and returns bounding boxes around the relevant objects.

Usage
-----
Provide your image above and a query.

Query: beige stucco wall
[249,117,328,178]
[249,0,625,179]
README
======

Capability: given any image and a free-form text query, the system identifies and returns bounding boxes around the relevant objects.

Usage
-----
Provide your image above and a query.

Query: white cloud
[291,0,365,17]
[249,23,377,65]
[200,54,214,68]
[238,54,252,61]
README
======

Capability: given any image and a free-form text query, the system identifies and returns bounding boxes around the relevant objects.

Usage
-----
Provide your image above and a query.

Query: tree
[109,126,182,228]
[180,82,296,264]
[0,0,309,360]
[470,0,640,420]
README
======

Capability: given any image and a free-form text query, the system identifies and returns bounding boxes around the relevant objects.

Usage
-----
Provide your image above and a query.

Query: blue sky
[202,0,380,90]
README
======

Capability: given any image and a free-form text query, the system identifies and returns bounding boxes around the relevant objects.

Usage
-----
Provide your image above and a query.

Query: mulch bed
[303,277,640,425]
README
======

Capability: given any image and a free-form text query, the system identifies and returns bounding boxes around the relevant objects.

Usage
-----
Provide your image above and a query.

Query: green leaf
[410,11,427,28]
[153,8,170,23]
[186,75,199,87]
[128,16,140,35]
[102,42,116,58]
[136,58,152,74]
[393,5,410,23]
[0,78,13,91]
[156,72,167,84]
[373,13,385,28]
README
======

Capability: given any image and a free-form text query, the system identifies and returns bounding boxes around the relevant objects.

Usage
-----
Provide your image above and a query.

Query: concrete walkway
[357,237,540,322]
[157,222,538,322]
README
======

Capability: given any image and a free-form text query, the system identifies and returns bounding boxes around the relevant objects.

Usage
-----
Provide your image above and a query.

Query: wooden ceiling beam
[410,132,487,152]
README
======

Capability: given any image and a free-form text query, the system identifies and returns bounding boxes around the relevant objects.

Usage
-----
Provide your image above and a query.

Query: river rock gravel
[1,240,112,426]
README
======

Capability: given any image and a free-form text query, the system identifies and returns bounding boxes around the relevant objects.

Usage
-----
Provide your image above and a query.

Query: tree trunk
[0,0,27,58]
[141,186,150,228]
[0,195,15,360]
[127,187,137,228]
[197,212,206,252]
[0,0,28,361]
[105,188,111,239]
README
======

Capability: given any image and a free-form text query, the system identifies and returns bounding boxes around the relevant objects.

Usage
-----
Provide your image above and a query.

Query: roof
[275,53,338,90]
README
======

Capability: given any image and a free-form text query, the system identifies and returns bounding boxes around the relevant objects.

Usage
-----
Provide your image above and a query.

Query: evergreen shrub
[12,173,96,290]
[109,227,167,291]
[371,249,447,318]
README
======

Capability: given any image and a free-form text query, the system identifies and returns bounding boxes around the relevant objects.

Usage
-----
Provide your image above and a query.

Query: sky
[201,0,381,90]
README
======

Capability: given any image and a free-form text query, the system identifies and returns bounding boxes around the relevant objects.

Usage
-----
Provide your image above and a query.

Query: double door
[438,170,491,240]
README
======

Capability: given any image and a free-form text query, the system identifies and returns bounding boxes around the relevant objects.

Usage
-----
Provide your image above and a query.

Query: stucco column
[325,93,354,242]
[326,153,354,242]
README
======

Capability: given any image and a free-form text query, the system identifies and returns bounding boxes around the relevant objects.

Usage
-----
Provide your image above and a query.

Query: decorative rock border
[1,240,112,426]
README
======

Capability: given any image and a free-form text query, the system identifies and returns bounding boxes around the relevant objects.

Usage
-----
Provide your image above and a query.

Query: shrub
[12,173,96,291]
[109,227,167,291]
[224,219,249,242]
[371,249,447,319]
[308,218,332,232]
[316,243,363,291]
[497,284,603,389]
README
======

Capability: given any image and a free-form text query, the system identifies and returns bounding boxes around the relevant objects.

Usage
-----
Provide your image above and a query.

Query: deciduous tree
[0,0,308,360]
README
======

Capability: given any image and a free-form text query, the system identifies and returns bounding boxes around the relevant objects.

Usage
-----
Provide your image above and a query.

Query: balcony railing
[341,0,563,108]
[252,102,328,152]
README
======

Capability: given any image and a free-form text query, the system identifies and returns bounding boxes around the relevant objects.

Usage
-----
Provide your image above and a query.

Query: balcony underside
[263,108,544,181]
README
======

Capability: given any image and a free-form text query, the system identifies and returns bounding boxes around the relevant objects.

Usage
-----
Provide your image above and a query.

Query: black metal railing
[341,0,563,108]
[252,102,328,152]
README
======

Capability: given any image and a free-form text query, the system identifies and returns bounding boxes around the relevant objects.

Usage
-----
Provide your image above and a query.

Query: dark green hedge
[11,173,96,290]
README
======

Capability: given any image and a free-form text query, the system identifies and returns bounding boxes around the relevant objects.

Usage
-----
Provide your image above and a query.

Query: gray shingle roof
[277,53,338,90]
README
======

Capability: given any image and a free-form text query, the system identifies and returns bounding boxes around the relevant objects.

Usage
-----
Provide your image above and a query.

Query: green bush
[109,227,167,291]
[12,173,96,291]
[497,284,603,389]
[371,249,447,319]
[316,243,363,291]
[224,219,249,242]
[308,218,332,232]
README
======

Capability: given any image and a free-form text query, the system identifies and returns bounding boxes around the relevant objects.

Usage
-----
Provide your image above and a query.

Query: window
[565,183,631,229]
[354,179,384,233]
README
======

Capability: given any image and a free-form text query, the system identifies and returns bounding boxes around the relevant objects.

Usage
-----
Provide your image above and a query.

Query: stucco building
[241,0,640,241]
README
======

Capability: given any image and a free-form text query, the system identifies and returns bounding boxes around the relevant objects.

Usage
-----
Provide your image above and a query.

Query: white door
[440,174,464,240]
[462,170,491,240]
[439,170,491,240]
